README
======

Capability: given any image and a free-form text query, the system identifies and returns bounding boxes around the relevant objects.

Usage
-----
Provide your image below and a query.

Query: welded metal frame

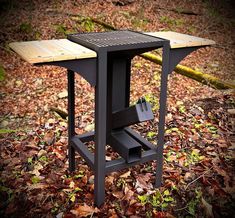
[36,31,204,206]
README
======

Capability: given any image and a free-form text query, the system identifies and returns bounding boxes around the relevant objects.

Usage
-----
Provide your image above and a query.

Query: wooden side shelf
[145,31,215,49]
[9,32,215,64]
[9,39,97,64]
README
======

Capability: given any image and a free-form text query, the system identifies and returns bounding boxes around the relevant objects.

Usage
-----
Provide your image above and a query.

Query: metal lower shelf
[71,128,158,175]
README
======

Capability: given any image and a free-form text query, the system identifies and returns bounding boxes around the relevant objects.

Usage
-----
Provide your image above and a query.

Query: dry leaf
[31,163,43,176]
[27,183,48,191]
[106,175,115,185]
[58,90,68,99]
[112,191,124,199]
[120,171,131,178]
[201,197,214,218]
[44,131,55,145]
[123,186,135,203]
[135,174,153,192]
[71,204,99,217]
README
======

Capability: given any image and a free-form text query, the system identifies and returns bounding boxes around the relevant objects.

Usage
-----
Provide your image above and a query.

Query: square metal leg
[94,52,108,207]
[68,69,76,172]
[155,42,170,187]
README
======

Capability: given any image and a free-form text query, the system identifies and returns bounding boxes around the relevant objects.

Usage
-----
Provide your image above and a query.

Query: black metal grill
[66,30,169,206]
[68,30,165,52]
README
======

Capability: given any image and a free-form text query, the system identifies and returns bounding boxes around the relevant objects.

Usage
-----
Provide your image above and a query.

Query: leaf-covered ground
[0,0,234,217]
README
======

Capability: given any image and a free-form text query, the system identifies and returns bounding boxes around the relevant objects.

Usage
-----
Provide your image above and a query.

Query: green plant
[147,131,156,139]
[187,188,202,216]
[19,22,33,34]
[0,129,19,134]
[0,65,5,81]
[39,155,48,163]
[144,93,159,111]
[55,24,67,35]
[160,16,184,28]
[165,127,184,139]
[138,189,175,210]
[0,185,14,203]
[74,171,85,179]
[131,6,150,30]
[31,176,40,184]
[80,18,95,32]
[206,123,218,134]
[64,187,83,203]
[184,150,204,167]
[51,202,59,214]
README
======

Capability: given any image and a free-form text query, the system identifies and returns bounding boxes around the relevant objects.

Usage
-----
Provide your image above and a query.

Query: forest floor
[0,0,234,217]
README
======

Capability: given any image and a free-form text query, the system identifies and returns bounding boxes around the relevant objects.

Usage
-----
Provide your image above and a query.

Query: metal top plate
[68,30,166,52]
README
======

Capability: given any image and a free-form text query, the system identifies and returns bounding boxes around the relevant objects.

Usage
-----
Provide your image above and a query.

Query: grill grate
[68,30,165,51]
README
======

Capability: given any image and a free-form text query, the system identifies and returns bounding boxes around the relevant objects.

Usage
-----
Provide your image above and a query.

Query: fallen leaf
[84,123,94,132]
[45,118,56,129]
[43,131,55,145]
[69,181,75,188]
[135,174,153,192]
[58,90,68,99]
[37,149,47,158]
[27,183,48,190]
[106,156,112,161]
[112,191,124,199]
[70,204,99,217]
[201,197,214,218]
[123,186,135,203]
[56,212,64,218]
[25,143,39,150]
[106,175,115,185]
[88,175,94,184]
[184,172,194,182]
[31,163,43,176]
[120,171,131,178]
[213,165,230,187]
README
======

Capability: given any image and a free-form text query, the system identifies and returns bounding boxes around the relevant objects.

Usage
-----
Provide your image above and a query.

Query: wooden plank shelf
[9,32,215,64]
[145,31,215,49]
[9,39,97,64]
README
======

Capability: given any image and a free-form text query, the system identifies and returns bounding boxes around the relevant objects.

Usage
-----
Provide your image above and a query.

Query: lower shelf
[70,128,158,174]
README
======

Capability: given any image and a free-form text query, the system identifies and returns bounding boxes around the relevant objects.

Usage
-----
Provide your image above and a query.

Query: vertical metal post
[67,69,76,172]
[155,42,170,187]
[125,58,131,108]
[111,58,131,111]
[94,51,107,207]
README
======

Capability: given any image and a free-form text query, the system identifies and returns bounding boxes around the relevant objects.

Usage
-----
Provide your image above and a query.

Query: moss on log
[140,53,235,90]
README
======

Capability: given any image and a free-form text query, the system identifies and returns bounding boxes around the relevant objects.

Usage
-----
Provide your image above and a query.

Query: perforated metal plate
[68,30,165,52]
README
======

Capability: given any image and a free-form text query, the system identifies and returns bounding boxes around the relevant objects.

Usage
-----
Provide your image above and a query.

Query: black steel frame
[36,31,203,206]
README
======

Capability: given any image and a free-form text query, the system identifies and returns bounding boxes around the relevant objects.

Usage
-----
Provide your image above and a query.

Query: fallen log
[140,53,235,90]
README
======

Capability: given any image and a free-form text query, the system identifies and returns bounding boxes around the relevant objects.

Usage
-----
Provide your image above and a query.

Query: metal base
[70,128,158,174]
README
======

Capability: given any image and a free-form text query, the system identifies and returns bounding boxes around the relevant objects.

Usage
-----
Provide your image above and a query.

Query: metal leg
[155,42,170,187]
[68,69,76,172]
[94,52,107,207]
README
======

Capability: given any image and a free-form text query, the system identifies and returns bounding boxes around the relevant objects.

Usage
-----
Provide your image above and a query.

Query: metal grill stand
[9,30,215,207]
[66,30,170,206]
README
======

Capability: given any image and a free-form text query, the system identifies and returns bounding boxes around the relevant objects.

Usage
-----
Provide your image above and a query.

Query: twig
[185,167,213,190]
[174,205,188,211]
